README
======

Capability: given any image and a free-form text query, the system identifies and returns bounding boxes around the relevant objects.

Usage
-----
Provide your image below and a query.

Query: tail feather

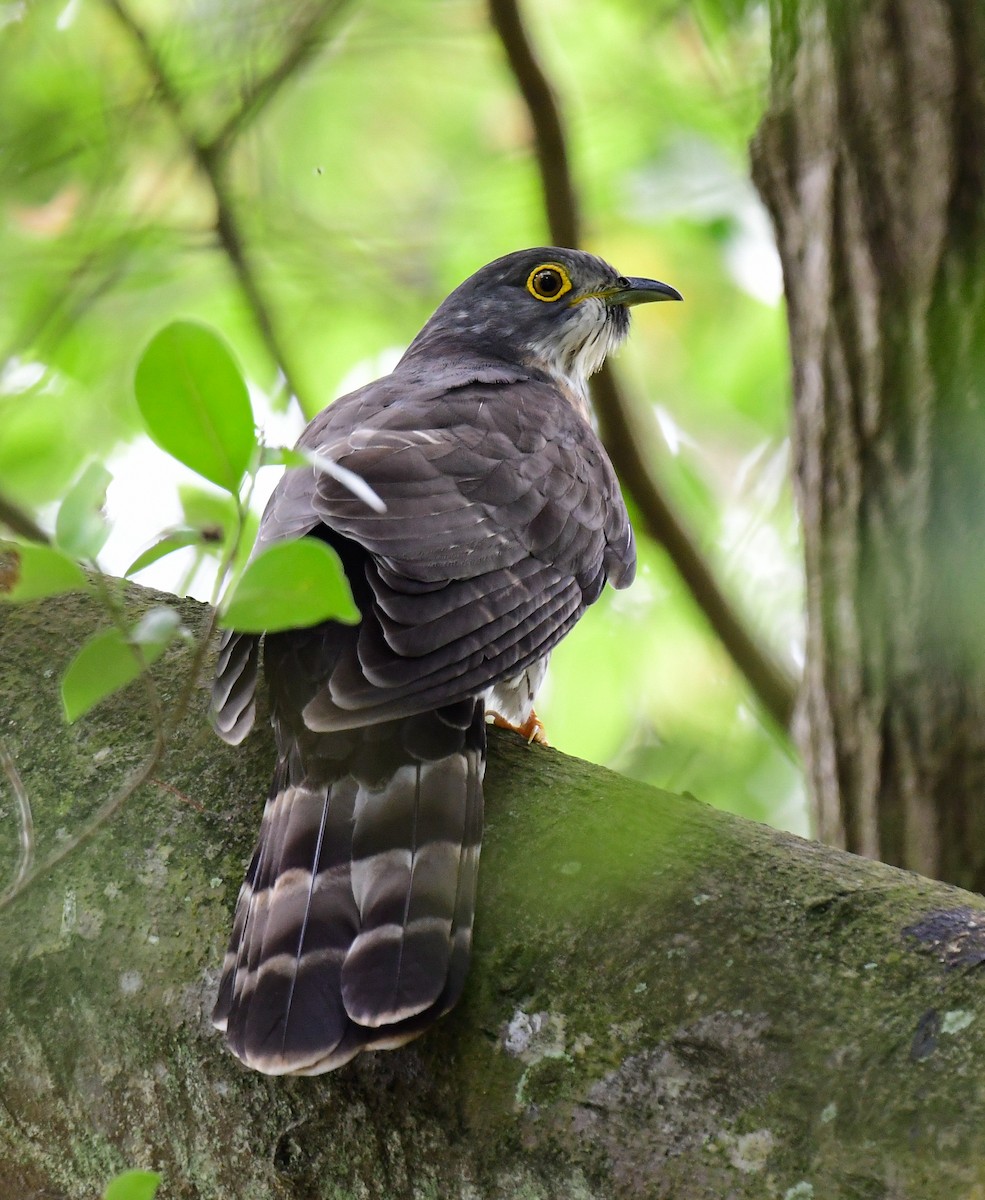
[342,755,471,1026]
[211,629,260,745]
[213,763,292,1032]
[213,700,486,1074]
[223,777,359,1073]
[447,739,485,1004]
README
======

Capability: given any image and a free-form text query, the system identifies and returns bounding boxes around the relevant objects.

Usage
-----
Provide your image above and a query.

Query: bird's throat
[522,300,627,422]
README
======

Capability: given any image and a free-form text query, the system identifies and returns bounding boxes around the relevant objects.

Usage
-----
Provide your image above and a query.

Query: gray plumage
[211,247,681,1074]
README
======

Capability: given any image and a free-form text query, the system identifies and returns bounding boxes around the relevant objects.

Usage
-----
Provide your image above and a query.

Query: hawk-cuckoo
[211,247,681,1074]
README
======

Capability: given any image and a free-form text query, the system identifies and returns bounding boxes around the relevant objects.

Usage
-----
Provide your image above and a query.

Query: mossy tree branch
[1,584,984,1198]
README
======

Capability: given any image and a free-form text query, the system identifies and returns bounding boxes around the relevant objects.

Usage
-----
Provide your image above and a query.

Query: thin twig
[206,0,355,159]
[103,0,189,129]
[104,0,347,417]
[208,175,312,412]
[0,739,34,899]
[90,569,167,740]
[487,0,579,248]
[0,572,169,912]
[150,778,204,813]
[487,0,798,731]
[0,731,166,913]
[0,439,257,911]
[0,493,50,545]
[0,591,223,911]
[163,474,258,743]
[592,370,798,730]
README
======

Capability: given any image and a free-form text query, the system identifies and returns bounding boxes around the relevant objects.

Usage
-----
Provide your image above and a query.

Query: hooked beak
[603,276,683,306]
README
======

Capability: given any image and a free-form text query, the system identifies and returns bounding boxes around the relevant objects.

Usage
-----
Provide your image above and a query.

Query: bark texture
[753,0,985,890]
[4,585,985,1199]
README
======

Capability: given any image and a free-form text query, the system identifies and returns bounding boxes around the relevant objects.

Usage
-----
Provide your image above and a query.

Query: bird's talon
[492,710,549,746]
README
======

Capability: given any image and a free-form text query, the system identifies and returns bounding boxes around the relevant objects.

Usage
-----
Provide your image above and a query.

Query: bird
[210,247,681,1074]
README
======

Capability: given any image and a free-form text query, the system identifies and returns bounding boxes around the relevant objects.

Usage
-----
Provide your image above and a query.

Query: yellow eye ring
[526,263,572,302]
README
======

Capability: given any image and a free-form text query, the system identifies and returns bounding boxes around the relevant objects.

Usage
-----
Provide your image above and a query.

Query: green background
[0,0,803,830]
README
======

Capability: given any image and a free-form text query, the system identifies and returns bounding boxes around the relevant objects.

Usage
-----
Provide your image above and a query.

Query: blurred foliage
[0,0,805,831]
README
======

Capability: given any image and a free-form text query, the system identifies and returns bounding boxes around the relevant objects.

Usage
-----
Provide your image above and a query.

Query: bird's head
[401,247,682,402]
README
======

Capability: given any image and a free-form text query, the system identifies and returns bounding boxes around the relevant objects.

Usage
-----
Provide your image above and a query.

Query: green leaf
[220,539,359,633]
[178,483,238,540]
[134,321,255,493]
[61,607,181,722]
[125,529,202,577]
[130,605,183,649]
[0,389,89,505]
[103,1169,162,1200]
[54,461,112,560]
[0,541,89,603]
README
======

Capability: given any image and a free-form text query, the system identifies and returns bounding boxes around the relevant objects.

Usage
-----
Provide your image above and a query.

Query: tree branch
[591,368,798,730]
[103,0,349,417]
[487,0,798,731]
[0,493,50,545]
[205,0,355,159]
[2,581,984,1198]
[487,0,579,248]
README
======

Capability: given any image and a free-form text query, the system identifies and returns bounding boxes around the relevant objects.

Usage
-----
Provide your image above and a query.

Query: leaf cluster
[2,319,357,721]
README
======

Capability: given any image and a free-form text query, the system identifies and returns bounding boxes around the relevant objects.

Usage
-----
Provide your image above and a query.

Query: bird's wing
[297,377,635,728]
[212,374,635,737]
[309,382,635,586]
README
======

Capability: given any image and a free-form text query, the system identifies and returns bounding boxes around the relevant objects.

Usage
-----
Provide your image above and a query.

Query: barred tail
[212,700,485,1075]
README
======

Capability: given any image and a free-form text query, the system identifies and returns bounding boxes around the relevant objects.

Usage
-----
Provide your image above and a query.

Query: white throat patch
[524,298,627,416]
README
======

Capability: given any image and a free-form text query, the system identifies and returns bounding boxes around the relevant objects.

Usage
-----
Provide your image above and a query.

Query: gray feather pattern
[211,248,643,1073]
[211,629,260,745]
[343,755,472,1025]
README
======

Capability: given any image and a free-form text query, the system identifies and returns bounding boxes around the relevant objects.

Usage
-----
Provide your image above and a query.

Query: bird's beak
[602,276,683,306]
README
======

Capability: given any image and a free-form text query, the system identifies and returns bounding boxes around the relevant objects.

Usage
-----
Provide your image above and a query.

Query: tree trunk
[752,0,985,890]
[4,585,985,1199]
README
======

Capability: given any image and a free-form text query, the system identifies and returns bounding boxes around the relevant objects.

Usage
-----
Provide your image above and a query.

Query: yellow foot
[491,709,549,746]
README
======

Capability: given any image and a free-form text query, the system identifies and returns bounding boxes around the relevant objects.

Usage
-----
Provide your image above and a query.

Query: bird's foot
[491,709,549,746]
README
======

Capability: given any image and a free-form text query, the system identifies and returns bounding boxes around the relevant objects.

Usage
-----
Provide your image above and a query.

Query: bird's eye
[526,264,572,302]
